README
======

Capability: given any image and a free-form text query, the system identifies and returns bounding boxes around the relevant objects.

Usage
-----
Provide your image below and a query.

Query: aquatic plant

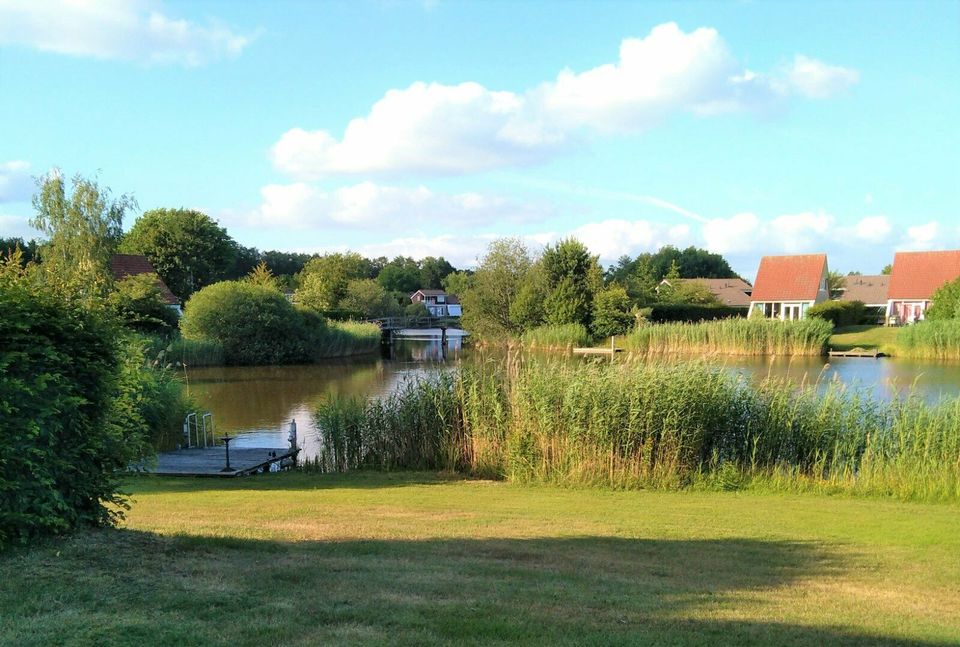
[619,318,832,356]
[897,320,960,360]
[520,323,591,349]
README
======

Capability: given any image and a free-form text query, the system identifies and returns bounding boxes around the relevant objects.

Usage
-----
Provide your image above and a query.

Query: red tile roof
[110,254,180,305]
[750,254,827,302]
[670,278,753,307]
[888,250,960,300]
[838,275,889,306]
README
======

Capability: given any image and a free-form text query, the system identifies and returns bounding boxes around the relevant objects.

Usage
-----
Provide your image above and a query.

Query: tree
[442,271,473,297]
[881,264,893,275]
[926,277,960,320]
[227,244,261,280]
[592,284,634,337]
[0,237,39,264]
[107,274,180,334]
[246,261,280,290]
[419,256,455,290]
[540,238,602,327]
[827,270,845,300]
[120,208,236,300]
[31,170,135,302]
[340,279,400,318]
[294,252,370,311]
[261,250,313,277]
[460,238,534,338]
[377,256,421,293]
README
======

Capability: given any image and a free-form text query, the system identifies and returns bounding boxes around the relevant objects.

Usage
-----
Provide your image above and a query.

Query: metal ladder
[182,412,215,448]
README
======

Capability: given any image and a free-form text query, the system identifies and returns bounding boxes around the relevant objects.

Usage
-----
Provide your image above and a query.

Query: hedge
[643,304,746,323]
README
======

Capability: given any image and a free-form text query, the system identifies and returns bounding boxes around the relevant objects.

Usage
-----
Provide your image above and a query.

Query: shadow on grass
[0,528,941,646]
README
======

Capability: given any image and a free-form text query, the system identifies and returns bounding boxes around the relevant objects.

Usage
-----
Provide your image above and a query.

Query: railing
[365,316,462,330]
[182,412,215,448]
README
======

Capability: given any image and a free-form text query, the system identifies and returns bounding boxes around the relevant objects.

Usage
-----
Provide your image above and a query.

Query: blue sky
[1,0,958,278]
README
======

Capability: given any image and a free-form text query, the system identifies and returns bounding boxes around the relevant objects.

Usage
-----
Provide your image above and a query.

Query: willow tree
[30,170,136,303]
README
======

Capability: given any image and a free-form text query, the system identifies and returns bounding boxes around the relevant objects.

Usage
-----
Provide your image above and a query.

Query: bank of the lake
[1,472,958,646]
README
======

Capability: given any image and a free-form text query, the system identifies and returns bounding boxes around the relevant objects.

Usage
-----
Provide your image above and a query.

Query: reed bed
[162,337,225,367]
[309,320,381,359]
[897,320,960,360]
[312,357,960,502]
[620,318,832,356]
[520,323,591,349]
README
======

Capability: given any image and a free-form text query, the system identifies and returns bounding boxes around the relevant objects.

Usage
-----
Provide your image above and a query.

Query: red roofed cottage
[749,254,829,320]
[886,250,960,324]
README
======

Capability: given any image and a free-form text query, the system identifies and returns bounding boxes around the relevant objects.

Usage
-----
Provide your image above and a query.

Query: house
[110,254,181,313]
[410,289,462,317]
[837,274,889,323]
[885,250,960,324]
[657,277,753,308]
[749,254,829,320]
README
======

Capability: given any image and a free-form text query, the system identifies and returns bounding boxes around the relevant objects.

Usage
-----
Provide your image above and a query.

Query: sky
[1,0,958,279]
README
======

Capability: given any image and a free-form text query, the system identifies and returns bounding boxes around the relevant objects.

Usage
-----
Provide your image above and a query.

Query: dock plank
[140,447,298,477]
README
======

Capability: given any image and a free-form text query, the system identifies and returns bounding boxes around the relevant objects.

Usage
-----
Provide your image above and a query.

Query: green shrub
[807,300,866,327]
[926,276,960,320]
[1,284,129,546]
[181,281,314,365]
[108,274,180,334]
[644,304,744,323]
[520,323,591,348]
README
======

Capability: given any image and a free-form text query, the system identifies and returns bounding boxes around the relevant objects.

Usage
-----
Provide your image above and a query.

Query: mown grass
[829,325,900,354]
[0,472,957,646]
[897,320,960,360]
[620,318,832,356]
[520,323,591,349]
[311,358,960,502]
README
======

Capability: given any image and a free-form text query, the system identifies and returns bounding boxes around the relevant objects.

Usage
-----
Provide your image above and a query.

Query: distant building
[749,254,829,320]
[657,277,753,309]
[110,253,181,313]
[837,274,889,308]
[410,289,461,317]
[886,250,960,324]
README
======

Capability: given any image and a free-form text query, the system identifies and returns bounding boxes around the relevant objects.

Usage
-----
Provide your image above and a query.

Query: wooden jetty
[140,446,299,477]
[828,347,882,358]
[573,347,623,356]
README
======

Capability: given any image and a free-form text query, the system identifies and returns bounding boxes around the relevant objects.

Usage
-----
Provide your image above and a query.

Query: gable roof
[838,275,889,306]
[110,254,180,305]
[888,250,960,300]
[660,278,753,307]
[750,254,827,302]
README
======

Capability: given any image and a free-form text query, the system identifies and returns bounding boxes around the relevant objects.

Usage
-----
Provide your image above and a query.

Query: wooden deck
[573,347,623,356]
[828,347,882,358]
[139,446,299,477]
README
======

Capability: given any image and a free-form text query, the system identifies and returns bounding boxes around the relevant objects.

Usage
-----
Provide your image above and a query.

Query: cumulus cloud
[271,22,858,179]
[850,215,893,243]
[783,55,859,99]
[0,0,253,66]
[0,214,39,239]
[233,181,550,231]
[0,161,33,203]
[901,221,942,250]
[570,219,692,260]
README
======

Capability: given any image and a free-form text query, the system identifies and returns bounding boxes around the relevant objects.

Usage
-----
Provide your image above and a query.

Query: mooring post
[287,418,297,450]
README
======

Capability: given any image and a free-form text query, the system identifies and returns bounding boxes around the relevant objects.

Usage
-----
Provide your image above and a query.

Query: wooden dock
[139,446,299,477]
[573,347,623,356]
[828,347,882,358]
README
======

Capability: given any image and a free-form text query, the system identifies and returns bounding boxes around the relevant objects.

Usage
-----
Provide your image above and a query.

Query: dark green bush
[807,300,865,327]
[1,284,129,546]
[926,277,960,320]
[108,274,180,334]
[645,304,744,323]
[181,281,312,365]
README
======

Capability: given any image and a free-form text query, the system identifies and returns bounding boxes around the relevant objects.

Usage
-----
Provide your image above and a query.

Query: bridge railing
[365,316,462,330]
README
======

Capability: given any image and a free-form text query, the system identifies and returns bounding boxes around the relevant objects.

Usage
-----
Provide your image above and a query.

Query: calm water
[184,338,960,461]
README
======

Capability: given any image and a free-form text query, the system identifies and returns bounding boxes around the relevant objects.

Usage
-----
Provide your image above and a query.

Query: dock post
[287,419,297,450]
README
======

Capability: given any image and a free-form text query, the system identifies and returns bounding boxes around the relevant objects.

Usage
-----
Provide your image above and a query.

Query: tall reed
[309,321,381,360]
[520,323,591,349]
[897,320,960,360]
[620,318,832,356]
[163,337,225,367]
[313,357,960,502]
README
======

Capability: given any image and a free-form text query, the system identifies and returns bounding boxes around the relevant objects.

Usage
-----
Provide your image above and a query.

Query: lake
[184,337,960,460]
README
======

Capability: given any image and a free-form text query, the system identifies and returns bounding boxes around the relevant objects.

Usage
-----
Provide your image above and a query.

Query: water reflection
[184,339,960,461]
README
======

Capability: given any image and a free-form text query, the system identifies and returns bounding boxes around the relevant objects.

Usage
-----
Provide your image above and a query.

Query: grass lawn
[2,473,959,646]
[830,325,901,354]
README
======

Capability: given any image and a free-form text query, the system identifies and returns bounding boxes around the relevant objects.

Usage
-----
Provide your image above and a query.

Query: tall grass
[520,323,591,349]
[163,337,225,367]
[313,358,960,502]
[897,320,960,360]
[310,321,381,359]
[620,318,832,356]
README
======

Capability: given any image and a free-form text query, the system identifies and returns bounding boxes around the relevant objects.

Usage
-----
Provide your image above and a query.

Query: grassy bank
[310,320,381,359]
[1,473,957,645]
[312,359,960,502]
[619,318,832,356]
[829,325,900,354]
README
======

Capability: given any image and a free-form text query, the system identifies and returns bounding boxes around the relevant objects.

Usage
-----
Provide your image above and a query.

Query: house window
[437,295,446,304]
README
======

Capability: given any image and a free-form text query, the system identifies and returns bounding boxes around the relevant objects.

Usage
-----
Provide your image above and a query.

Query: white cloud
[235,181,549,231]
[850,215,892,243]
[0,161,33,203]
[783,55,859,99]
[271,22,856,179]
[901,221,941,250]
[570,219,692,261]
[702,212,762,255]
[0,0,253,66]
[0,214,39,239]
